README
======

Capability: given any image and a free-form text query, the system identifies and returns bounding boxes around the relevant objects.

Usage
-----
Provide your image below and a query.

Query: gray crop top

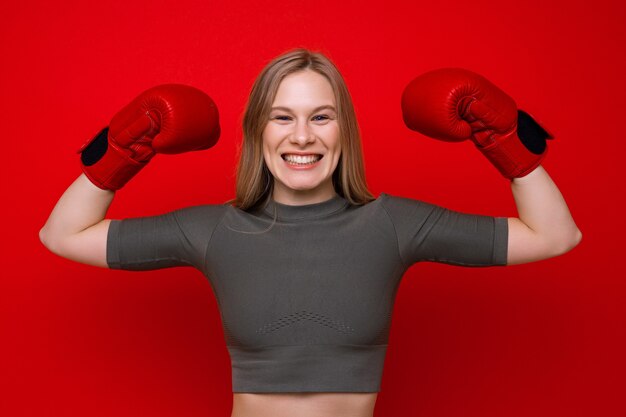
[106,192,508,393]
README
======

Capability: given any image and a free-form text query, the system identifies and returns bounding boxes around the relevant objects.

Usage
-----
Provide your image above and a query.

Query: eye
[312,114,330,121]
[273,115,291,121]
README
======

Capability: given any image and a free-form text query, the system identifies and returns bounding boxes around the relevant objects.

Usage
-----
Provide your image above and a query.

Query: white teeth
[283,154,322,164]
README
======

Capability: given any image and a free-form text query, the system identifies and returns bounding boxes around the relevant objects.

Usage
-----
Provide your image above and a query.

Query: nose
[291,119,315,145]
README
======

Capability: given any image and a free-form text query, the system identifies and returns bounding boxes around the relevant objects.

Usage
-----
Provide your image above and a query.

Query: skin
[261,69,342,206]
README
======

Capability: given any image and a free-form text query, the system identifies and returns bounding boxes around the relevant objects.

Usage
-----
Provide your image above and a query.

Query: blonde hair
[225,48,374,212]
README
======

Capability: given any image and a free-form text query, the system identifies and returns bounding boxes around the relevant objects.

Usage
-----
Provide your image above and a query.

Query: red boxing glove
[401,68,553,179]
[77,84,221,190]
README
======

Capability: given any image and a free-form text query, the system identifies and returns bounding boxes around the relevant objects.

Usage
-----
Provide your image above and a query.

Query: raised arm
[39,84,221,268]
[401,68,582,266]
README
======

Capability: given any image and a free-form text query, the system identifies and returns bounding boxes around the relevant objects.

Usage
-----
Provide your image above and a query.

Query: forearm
[510,165,582,249]
[40,174,115,246]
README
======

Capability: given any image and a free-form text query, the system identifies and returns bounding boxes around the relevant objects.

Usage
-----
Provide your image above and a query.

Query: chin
[282,183,322,192]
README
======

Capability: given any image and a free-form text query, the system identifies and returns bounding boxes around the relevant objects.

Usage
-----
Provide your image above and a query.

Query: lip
[281,152,324,156]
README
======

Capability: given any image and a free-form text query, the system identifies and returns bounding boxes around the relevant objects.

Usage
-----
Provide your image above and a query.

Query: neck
[271,187,338,206]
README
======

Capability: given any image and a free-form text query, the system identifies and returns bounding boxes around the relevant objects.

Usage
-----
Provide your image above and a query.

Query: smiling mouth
[281,154,324,161]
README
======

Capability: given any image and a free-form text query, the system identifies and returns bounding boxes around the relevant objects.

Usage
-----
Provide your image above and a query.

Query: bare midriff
[231,392,378,417]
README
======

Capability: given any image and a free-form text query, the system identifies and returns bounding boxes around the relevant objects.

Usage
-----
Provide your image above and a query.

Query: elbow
[39,227,62,255]
[555,229,583,256]
[568,229,583,251]
[571,229,583,250]
[39,227,50,248]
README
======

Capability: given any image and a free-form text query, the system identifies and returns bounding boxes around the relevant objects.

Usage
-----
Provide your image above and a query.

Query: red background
[2,0,624,416]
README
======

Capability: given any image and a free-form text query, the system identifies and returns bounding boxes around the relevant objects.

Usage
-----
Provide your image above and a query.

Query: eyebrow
[270,105,337,112]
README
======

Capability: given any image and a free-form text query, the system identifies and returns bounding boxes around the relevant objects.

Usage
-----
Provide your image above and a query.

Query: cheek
[331,128,342,152]
[262,143,274,167]
[260,138,272,167]
[262,125,282,147]
[319,124,341,145]
[331,123,341,142]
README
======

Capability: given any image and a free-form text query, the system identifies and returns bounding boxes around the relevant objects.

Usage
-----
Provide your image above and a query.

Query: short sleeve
[106,204,228,271]
[380,192,508,268]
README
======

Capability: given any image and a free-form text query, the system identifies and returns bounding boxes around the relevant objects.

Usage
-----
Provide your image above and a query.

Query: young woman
[39,48,582,417]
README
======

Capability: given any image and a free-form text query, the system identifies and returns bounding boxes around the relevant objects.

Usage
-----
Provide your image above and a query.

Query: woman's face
[262,70,341,205]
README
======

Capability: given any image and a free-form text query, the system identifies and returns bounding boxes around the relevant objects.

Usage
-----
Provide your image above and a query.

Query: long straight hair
[225,48,375,212]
